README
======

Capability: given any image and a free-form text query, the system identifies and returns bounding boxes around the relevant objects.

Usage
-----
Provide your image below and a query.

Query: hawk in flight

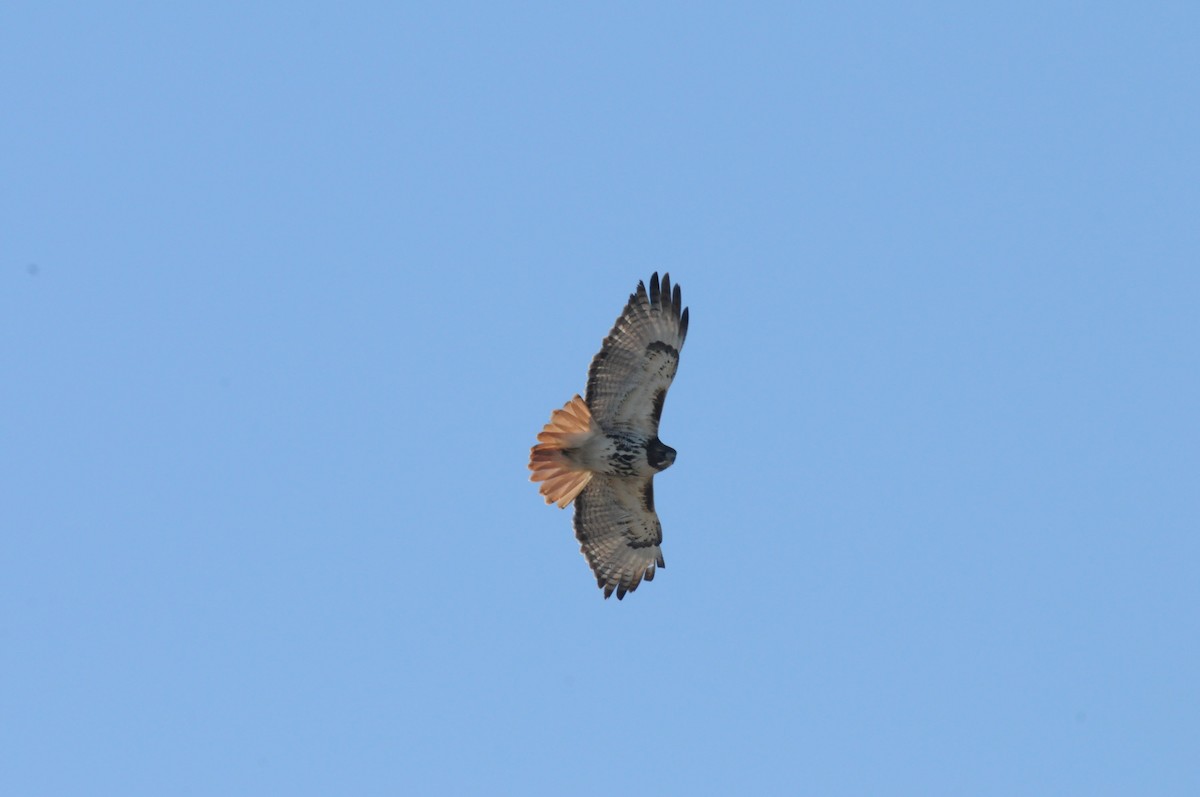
[529,273,689,599]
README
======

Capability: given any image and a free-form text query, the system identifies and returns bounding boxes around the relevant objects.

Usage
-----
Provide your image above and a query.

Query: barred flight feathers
[585,272,689,435]
[573,475,665,600]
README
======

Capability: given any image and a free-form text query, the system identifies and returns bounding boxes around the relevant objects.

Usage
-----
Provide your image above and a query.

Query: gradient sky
[3,3,1198,795]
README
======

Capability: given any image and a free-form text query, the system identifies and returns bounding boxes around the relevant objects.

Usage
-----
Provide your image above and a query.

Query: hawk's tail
[529,394,598,508]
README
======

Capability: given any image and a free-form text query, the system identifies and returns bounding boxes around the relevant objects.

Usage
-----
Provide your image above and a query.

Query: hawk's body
[529,273,689,599]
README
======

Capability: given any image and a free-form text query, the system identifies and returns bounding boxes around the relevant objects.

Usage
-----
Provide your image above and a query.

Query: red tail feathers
[529,395,598,508]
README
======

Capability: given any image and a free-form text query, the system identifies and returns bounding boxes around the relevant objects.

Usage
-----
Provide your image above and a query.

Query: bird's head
[647,438,677,471]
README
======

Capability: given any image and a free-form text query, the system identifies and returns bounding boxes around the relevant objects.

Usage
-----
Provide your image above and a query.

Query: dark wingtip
[648,273,660,305]
[657,555,666,568]
[661,273,672,310]
[680,306,689,341]
[616,585,627,600]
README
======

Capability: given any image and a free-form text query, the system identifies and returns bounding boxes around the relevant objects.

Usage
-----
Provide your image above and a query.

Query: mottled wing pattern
[573,474,664,600]
[585,272,689,435]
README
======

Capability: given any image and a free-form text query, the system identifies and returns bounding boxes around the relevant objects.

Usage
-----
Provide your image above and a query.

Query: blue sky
[3,3,1198,794]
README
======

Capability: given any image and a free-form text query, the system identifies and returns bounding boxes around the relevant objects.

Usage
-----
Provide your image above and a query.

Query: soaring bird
[529,273,689,599]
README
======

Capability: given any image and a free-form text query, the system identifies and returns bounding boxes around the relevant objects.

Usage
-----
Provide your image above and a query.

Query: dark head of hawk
[529,273,689,599]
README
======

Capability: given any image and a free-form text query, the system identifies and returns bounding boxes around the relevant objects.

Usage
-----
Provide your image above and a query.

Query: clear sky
[3,3,1198,795]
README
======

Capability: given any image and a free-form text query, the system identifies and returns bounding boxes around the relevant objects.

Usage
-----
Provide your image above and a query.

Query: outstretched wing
[586,272,689,435]
[573,475,664,600]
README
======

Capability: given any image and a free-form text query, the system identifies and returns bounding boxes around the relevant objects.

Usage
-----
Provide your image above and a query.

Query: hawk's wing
[573,474,664,600]
[585,272,689,435]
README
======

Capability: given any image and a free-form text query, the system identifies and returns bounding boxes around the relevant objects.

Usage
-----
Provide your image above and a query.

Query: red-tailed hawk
[529,273,689,599]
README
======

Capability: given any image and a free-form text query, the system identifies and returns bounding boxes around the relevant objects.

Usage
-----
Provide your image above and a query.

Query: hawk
[529,273,689,599]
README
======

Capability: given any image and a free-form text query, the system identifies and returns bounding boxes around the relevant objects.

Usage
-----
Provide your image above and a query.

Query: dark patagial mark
[641,480,655,512]
[650,388,667,426]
